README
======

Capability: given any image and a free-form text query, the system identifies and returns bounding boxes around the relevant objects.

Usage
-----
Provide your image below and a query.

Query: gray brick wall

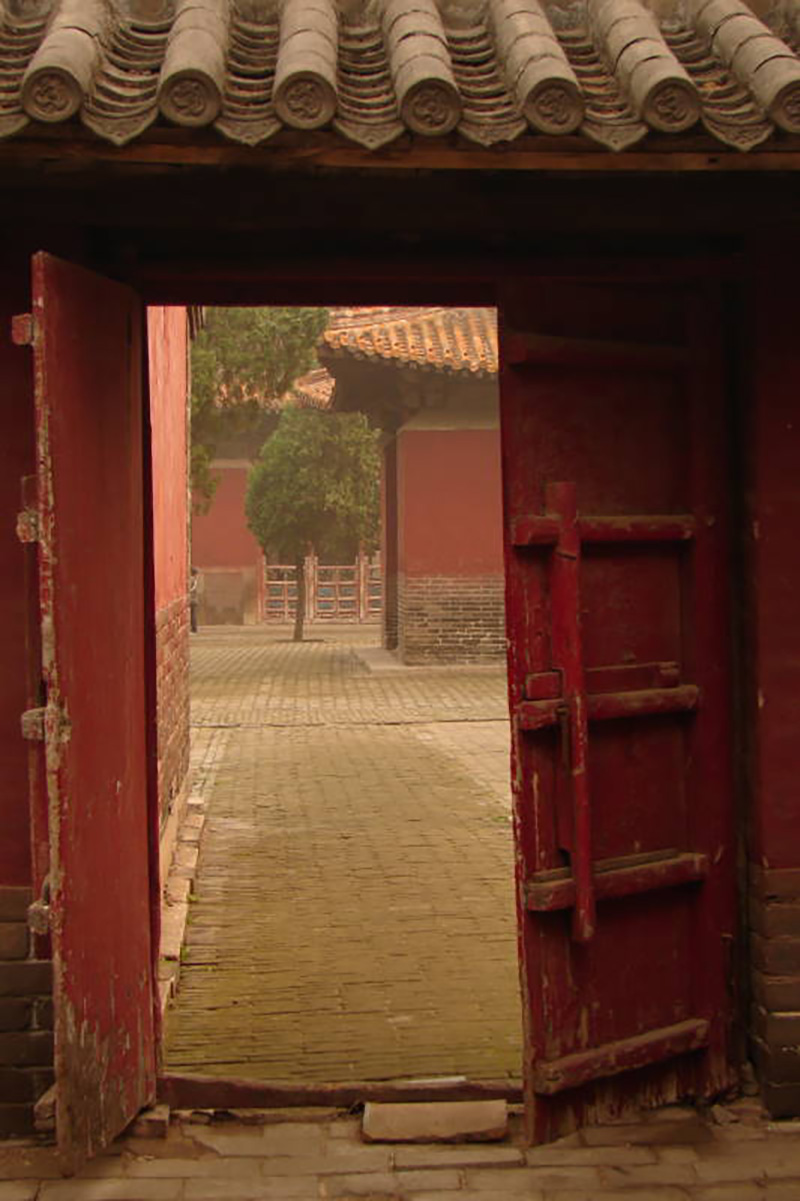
[156,595,191,829]
[397,574,506,664]
[750,864,800,1116]
[0,888,52,1136]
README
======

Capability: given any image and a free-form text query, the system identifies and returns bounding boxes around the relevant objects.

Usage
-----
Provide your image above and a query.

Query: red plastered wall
[397,428,503,576]
[192,465,263,569]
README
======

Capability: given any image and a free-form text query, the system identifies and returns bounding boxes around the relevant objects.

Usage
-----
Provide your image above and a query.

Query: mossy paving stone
[168,628,520,1083]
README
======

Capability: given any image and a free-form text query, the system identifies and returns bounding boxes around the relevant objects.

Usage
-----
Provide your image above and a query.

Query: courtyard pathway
[164,626,521,1084]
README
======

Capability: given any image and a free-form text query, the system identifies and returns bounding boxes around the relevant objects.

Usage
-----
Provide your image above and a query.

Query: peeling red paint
[499,279,737,1143]
[30,254,157,1173]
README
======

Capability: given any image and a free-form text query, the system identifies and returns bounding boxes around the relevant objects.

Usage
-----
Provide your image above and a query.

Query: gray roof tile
[1,0,799,151]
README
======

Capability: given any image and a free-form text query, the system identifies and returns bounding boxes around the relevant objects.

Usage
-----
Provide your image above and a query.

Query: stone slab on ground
[129,1105,170,1139]
[2,1108,800,1198]
[160,904,189,963]
[362,1101,507,1143]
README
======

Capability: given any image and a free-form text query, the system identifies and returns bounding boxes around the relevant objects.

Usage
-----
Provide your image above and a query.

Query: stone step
[362,1099,508,1143]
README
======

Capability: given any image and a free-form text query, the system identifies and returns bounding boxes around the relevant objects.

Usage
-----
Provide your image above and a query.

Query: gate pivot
[28,876,51,936]
[11,312,36,346]
[20,707,46,741]
[16,507,39,543]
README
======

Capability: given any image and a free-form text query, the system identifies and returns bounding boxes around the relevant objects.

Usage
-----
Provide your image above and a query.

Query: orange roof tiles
[292,366,336,410]
[323,307,498,377]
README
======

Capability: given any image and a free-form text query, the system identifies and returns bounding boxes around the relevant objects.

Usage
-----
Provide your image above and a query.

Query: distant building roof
[292,367,336,409]
[323,307,498,378]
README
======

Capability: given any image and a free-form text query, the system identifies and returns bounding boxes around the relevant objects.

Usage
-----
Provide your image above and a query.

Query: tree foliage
[245,409,381,640]
[191,307,328,509]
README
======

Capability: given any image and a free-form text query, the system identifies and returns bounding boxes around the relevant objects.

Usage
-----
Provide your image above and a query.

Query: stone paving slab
[361,1101,508,1143]
[3,1105,800,1199]
[166,628,519,1082]
[188,629,509,729]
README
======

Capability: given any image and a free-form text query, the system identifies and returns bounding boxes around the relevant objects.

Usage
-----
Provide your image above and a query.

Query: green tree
[191,307,328,509]
[246,409,381,642]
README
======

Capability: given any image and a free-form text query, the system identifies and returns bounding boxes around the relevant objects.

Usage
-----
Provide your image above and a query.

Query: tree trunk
[293,553,306,642]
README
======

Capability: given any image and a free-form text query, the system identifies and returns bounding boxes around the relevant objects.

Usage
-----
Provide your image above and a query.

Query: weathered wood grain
[526,850,709,912]
[516,684,700,731]
[532,1018,710,1094]
[158,1072,523,1109]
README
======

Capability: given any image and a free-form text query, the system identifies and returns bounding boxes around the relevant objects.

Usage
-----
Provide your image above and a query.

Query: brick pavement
[3,1100,800,1199]
[165,627,520,1082]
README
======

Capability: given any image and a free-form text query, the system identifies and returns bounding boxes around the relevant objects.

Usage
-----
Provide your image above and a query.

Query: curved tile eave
[2,0,800,152]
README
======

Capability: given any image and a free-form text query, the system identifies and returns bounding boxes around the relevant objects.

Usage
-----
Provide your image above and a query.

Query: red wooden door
[499,278,737,1142]
[24,253,157,1171]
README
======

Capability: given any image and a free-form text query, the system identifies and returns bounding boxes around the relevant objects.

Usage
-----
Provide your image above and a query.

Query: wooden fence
[264,554,382,623]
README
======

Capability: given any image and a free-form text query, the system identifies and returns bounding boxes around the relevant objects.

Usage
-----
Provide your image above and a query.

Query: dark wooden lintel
[3,126,800,173]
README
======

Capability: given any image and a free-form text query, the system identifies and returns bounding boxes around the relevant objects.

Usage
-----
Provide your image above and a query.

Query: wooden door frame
[130,251,750,1116]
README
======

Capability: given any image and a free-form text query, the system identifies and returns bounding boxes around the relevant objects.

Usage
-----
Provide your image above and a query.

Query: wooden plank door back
[28,253,156,1171]
[499,279,737,1143]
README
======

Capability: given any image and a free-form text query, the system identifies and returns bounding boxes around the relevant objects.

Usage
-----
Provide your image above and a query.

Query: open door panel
[24,252,156,1172]
[499,277,738,1142]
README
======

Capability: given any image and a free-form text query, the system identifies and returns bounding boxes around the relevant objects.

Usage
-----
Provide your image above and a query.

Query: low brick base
[398,573,505,664]
[0,887,53,1137]
[156,595,190,831]
[750,864,800,1116]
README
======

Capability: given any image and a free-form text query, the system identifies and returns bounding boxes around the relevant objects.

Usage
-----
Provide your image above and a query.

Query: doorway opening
[158,304,524,1091]
[26,256,743,1168]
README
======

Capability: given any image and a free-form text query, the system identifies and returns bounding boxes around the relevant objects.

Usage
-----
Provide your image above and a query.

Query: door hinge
[11,313,36,347]
[16,507,39,544]
[20,707,46,741]
[28,876,51,936]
